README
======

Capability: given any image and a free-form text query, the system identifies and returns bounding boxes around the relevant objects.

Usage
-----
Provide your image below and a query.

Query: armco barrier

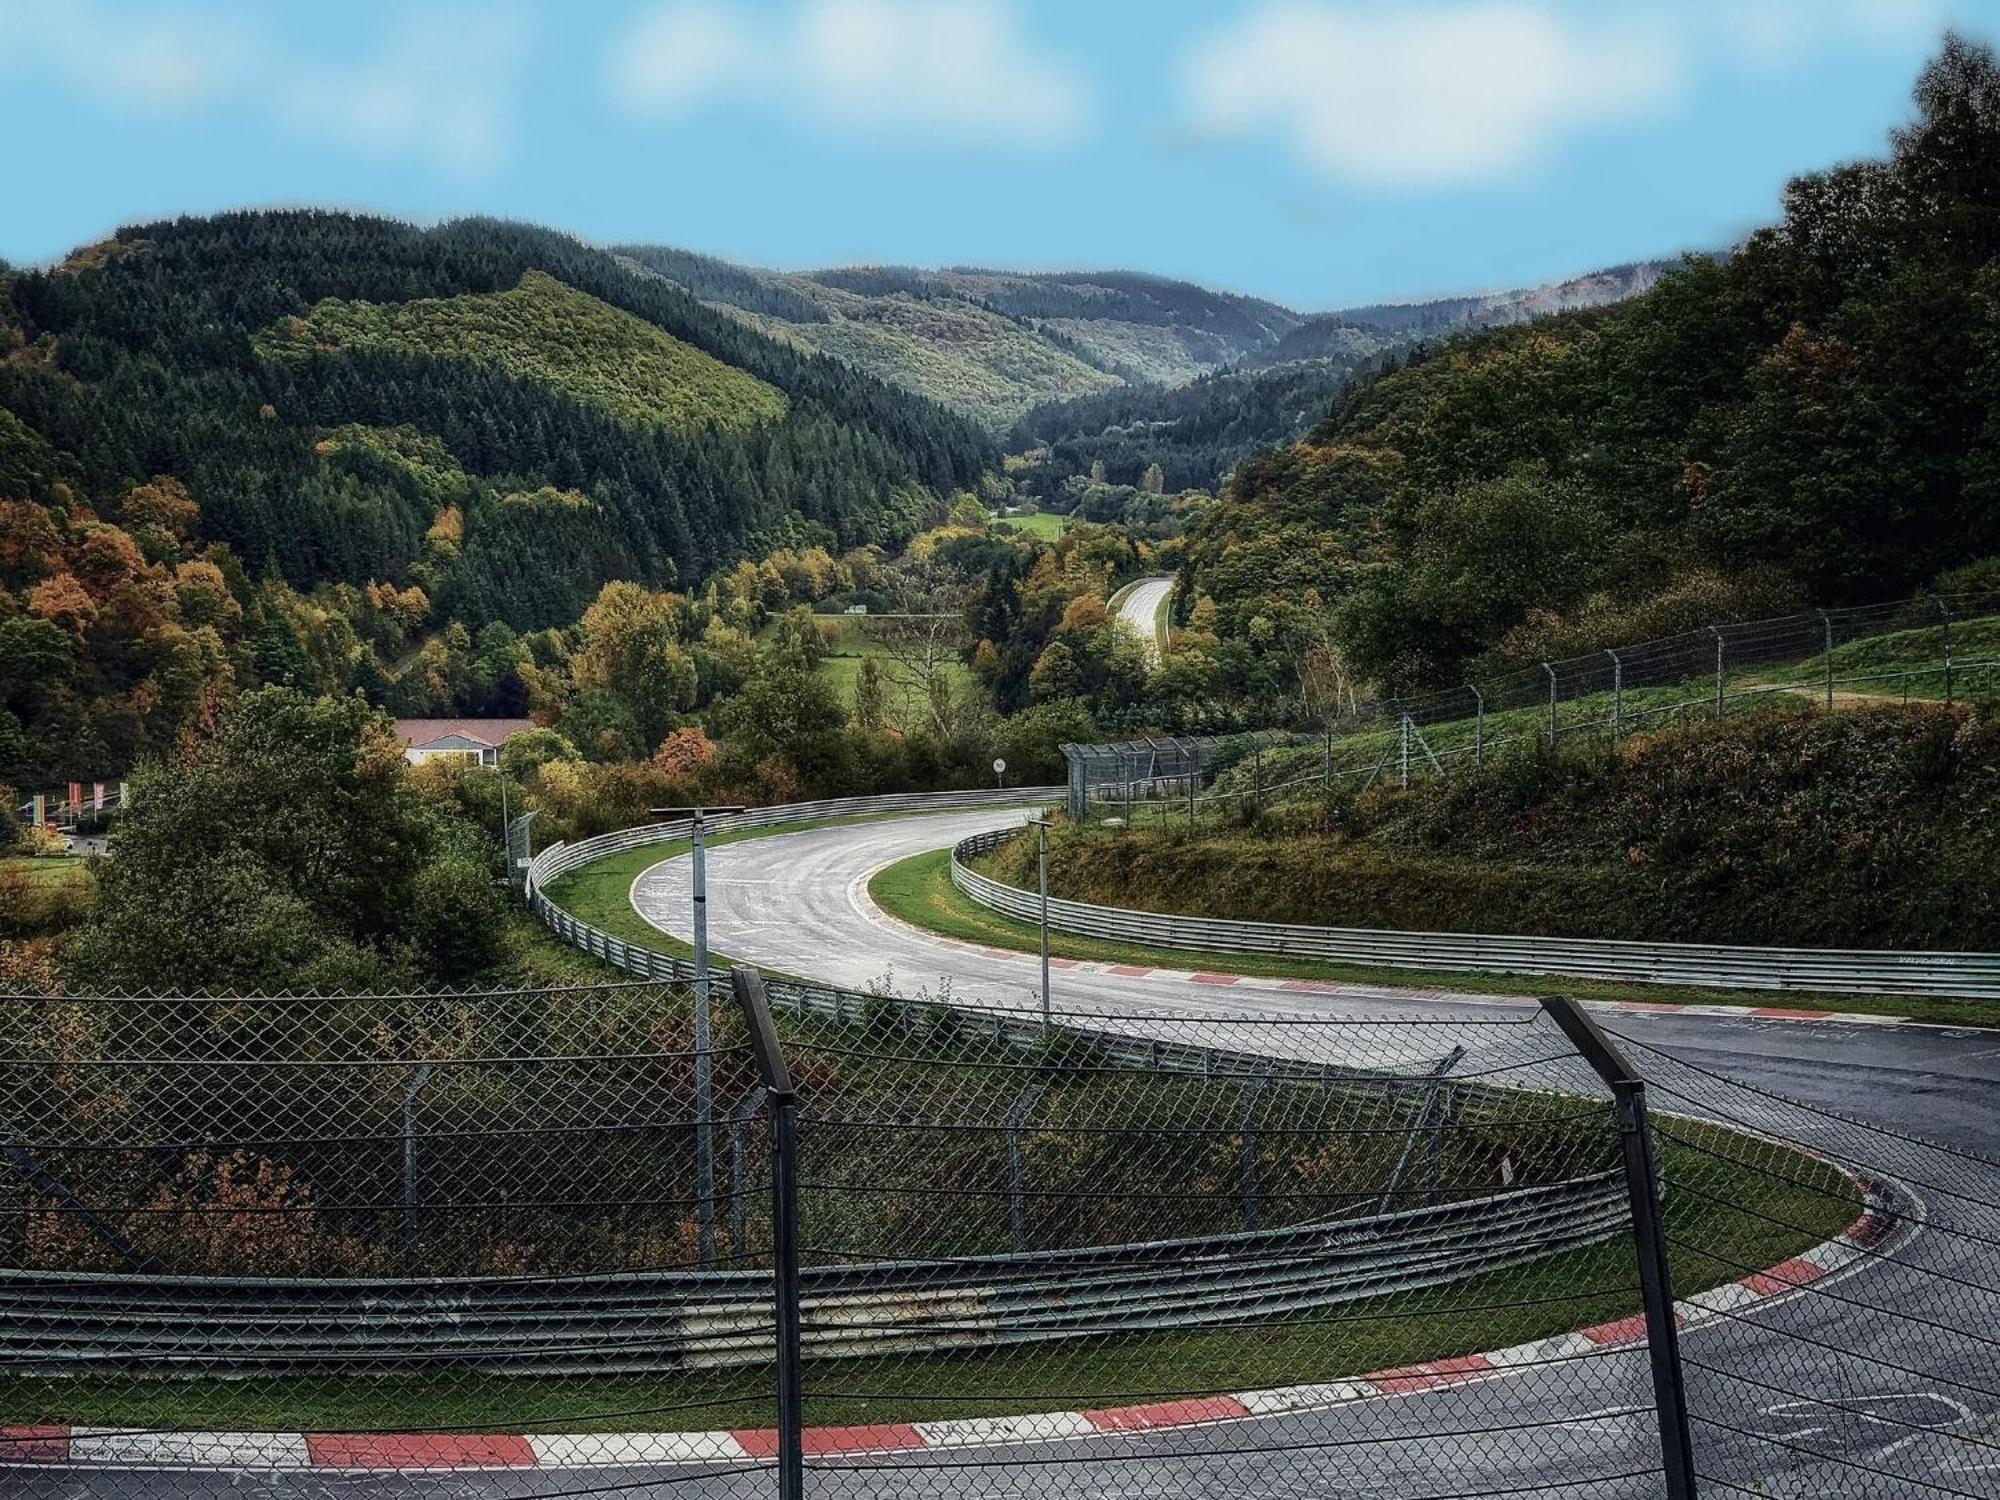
[525,785,1065,893]
[0,1172,1622,1375]
[950,827,2000,1001]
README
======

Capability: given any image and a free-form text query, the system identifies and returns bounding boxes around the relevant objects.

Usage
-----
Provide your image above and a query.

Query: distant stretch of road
[1114,574,1174,665]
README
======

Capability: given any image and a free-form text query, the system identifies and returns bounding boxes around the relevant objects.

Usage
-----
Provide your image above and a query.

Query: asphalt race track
[1114,576,1174,666]
[24,807,2000,1499]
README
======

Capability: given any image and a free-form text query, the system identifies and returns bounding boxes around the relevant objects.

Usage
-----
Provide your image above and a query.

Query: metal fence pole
[1376,1045,1465,1212]
[1709,626,1725,717]
[1468,683,1485,767]
[1607,649,1623,741]
[1007,1081,1047,1252]
[1399,714,1411,788]
[1036,818,1052,1029]
[1817,608,1835,709]
[401,1063,433,1279]
[732,969,803,1500]
[1937,595,1954,703]
[1240,1072,1268,1232]
[1540,996,1698,1500]
[693,812,716,1270]
[1543,663,1558,743]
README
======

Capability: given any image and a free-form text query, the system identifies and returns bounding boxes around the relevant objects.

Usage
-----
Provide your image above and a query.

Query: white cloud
[0,1,526,173]
[283,12,528,173]
[611,0,1088,147]
[1185,2,1679,186]
[1183,0,1952,187]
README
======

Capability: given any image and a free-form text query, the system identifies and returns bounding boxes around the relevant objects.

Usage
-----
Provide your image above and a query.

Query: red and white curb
[0,1186,1898,1472]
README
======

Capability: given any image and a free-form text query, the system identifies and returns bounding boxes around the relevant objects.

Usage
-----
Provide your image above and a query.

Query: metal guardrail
[0,1172,1621,1374]
[950,827,2000,1001]
[525,785,1066,894]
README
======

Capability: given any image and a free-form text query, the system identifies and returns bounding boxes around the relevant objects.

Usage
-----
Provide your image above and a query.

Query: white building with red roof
[392,718,537,767]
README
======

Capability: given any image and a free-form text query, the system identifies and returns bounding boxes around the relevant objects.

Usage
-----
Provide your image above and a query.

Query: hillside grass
[1205,610,2000,810]
[780,286,1120,427]
[0,853,95,938]
[257,270,787,432]
[995,509,1073,539]
[805,615,976,713]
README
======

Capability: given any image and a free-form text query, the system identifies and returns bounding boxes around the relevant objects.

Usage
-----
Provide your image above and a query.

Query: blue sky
[2,0,1996,311]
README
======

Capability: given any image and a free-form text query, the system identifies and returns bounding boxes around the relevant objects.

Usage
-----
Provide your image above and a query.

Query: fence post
[1323,728,1332,788]
[1398,714,1411,788]
[1468,683,1485,767]
[401,1063,433,1278]
[1607,649,1623,741]
[692,812,717,1270]
[1540,996,1698,1500]
[732,969,803,1500]
[1708,626,1725,717]
[1817,608,1835,709]
[1240,1071,1269,1232]
[1007,1081,1047,1251]
[1376,1045,1466,1213]
[1936,595,1954,704]
[1542,663,1558,744]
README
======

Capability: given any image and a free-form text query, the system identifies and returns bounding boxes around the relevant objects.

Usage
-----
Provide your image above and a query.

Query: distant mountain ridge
[621,242,1673,443]
[1256,261,1669,365]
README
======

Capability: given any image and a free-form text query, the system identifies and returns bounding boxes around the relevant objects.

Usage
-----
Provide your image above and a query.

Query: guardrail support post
[1540,996,1698,1500]
[732,969,804,1500]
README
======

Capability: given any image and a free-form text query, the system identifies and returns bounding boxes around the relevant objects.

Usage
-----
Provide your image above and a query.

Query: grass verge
[869,847,2000,1028]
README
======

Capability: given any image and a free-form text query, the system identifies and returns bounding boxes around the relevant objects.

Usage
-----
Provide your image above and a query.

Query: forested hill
[1175,35,2000,705]
[0,210,996,784]
[1002,263,1667,501]
[617,246,1301,426]
[2,212,991,620]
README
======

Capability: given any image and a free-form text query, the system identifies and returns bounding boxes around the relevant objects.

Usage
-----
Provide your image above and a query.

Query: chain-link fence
[4,960,1993,1497]
[1064,589,2000,817]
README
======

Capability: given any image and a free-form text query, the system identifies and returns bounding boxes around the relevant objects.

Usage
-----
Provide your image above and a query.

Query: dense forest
[1176,35,2000,703]
[0,212,995,785]
[1005,345,1401,498]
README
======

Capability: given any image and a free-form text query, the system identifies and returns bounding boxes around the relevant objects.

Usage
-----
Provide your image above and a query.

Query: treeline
[1177,36,2000,702]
